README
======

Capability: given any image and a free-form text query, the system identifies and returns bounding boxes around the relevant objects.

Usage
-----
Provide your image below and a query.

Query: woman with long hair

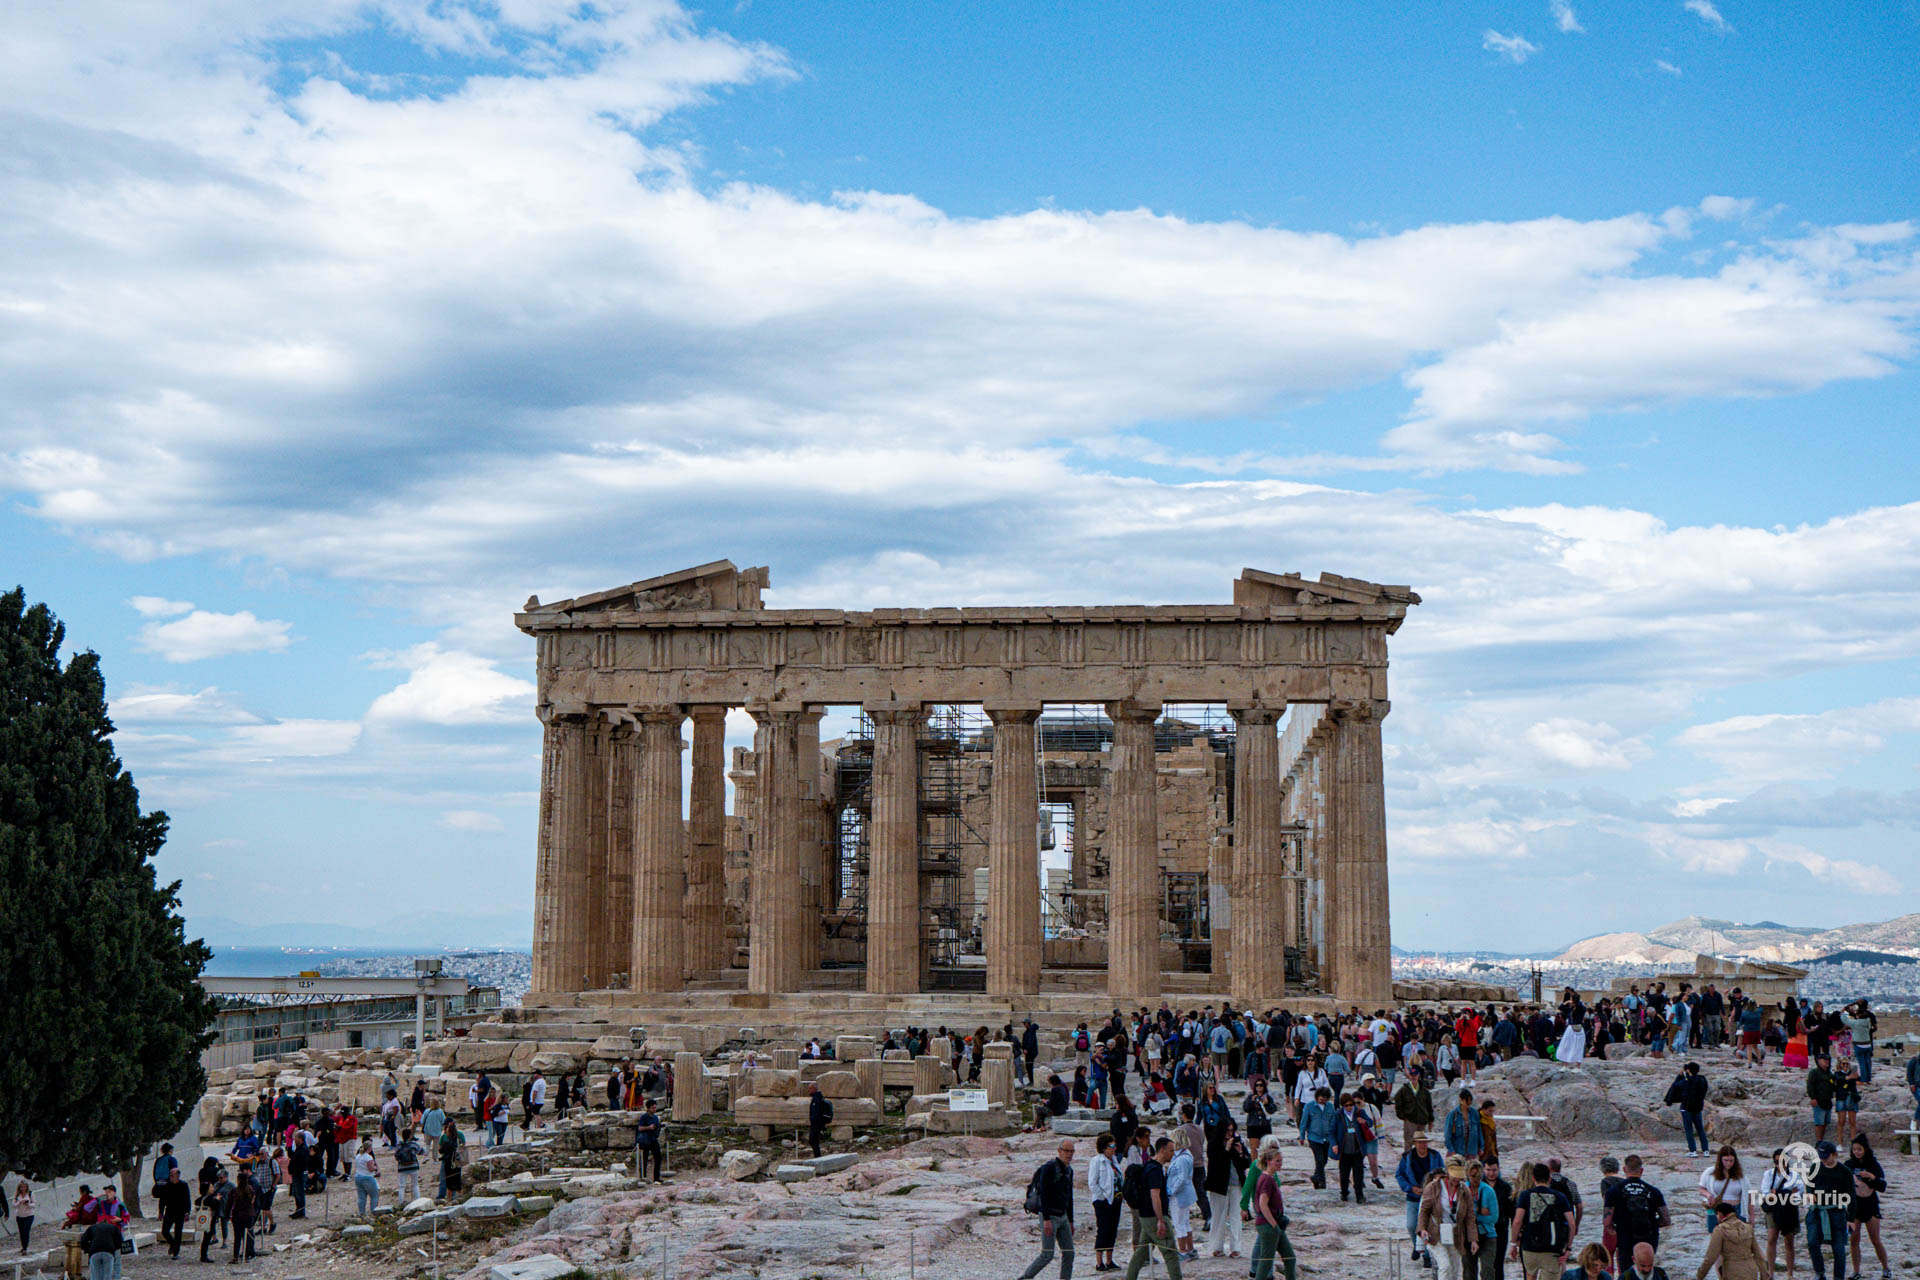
[1846,1136,1888,1280]
[1698,1145,1748,1230]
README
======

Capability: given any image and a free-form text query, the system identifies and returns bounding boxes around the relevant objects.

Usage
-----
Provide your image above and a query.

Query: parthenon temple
[518,561,1417,1013]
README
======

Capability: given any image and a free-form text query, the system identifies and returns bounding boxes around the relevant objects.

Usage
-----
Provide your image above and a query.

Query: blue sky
[3,0,1917,952]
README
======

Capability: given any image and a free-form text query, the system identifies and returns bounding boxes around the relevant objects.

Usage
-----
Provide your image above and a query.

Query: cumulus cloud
[1675,697,1920,785]
[112,684,261,725]
[1483,30,1541,63]
[138,609,293,662]
[365,644,537,725]
[1523,719,1650,771]
[215,719,361,760]
[1684,0,1731,34]
[129,596,193,617]
[1550,1,1584,35]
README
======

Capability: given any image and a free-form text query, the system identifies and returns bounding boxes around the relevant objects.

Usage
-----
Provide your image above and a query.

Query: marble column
[683,706,730,975]
[602,718,638,988]
[986,707,1042,996]
[1331,702,1393,1009]
[630,706,688,992]
[578,721,612,988]
[531,709,592,992]
[1229,706,1284,1006]
[796,709,825,976]
[1105,701,1161,1002]
[748,705,805,995]
[866,706,922,994]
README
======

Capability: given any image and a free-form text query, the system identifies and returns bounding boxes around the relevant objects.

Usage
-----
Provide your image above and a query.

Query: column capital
[1330,699,1391,724]
[983,705,1042,724]
[866,703,924,729]
[688,704,731,724]
[537,702,589,726]
[1227,704,1283,727]
[1104,698,1161,723]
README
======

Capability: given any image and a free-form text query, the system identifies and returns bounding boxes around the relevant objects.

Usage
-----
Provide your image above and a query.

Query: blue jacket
[1444,1104,1482,1157]
[1301,1100,1337,1144]
[1396,1147,1444,1203]
[1197,1097,1230,1131]
[1331,1106,1374,1155]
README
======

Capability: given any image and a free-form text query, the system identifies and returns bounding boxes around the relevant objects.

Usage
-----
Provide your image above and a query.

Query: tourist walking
[438,1117,467,1199]
[1805,1140,1852,1280]
[1807,1055,1837,1146]
[1249,1143,1296,1280]
[1089,1132,1124,1272]
[1697,1147,1749,1231]
[1018,1139,1076,1279]
[395,1127,424,1202]
[1445,1089,1484,1160]
[1564,1242,1612,1280]
[1167,1130,1198,1260]
[1333,1093,1374,1204]
[1515,1160,1574,1280]
[1122,1136,1182,1280]
[1603,1156,1669,1272]
[1300,1087,1335,1190]
[1695,1201,1769,1280]
[1845,1136,1888,1280]
[229,1172,258,1262]
[13,1180,33,1254]
[1664,1062,1710,1155]
[635,1098,665,1181]
[1396,1071,1436,1149]
[198,1169,232,1262]
[1418,1155,1479,1280]
[353,1137,381,1215]
[1757,1148,1802,1280]
[1397,1131,1445,1268]
[807,1082,833,1159]
[156,1168,191,1258]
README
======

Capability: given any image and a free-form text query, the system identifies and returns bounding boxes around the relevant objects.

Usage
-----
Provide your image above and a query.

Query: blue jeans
[355,1174,380,1215]
[1682,1109,1708,1152]
[87,1253,120,1280]
[1807,1206,1847,1280]
[1854,1046,1872,1083]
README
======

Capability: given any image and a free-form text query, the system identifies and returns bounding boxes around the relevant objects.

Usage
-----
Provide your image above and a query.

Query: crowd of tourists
[1008,992,1905,1280]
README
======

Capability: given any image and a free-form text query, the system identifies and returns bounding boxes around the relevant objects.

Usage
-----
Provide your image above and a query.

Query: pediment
[1235,568,1421,609]
[526,561,769,615]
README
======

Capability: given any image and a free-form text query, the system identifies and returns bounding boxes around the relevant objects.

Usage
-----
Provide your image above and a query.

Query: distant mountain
[191,910,531,950]
[1546,913,1920,967]
[1552,931,1695,965]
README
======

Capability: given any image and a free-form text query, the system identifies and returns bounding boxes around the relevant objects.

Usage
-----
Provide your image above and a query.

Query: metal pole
[909,1228,915,1280]
[415,991,426,1050]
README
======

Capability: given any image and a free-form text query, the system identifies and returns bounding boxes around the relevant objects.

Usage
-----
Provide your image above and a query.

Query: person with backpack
[1603,1155,1670,1272]
[1398,1131,1445,1268]
[394,1127,425,1203]
[1018,1139,1076,1279]
[197,1168,232,1262]
[1515,1159,1574,1280]
[1122,1136,1182,1280]
[438,1116,467,1199]
[806,1082,833,1159]
[1664,1062,1710,1156]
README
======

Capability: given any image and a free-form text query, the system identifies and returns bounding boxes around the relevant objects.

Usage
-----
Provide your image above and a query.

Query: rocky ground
[40,1048,1920,1279]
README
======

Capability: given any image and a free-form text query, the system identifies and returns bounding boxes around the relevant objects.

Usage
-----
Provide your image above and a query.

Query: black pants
[16,1215,31,1251]
[1338,1153,1366,1202]
[200,1228,219,1261]
[161,1214,186,1257]
[637,1141,662,1181]
[232,1223,256,1261]
[321,1138,339,1178]
[808,1124,824,1157]
[1094,1198,1123,1251]
[1308,1141,1329,1188]
[1195,1173,1211,1226]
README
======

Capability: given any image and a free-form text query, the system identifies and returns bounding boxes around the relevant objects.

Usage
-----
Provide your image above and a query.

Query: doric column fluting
[1228,706,1284,1006]
[796,709,825,976]
[1105,701,1162,1002]
[531,710,593,992]
[747,704,805,995]
[1331,702,1393,1009]
[683,706,730,974]
[866,706,923,994]
[986,707,1043,996]
[602,719,638,987]
[629,706,688,992]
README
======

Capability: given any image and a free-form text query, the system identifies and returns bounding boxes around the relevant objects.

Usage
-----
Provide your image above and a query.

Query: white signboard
[948,1087,990,1113]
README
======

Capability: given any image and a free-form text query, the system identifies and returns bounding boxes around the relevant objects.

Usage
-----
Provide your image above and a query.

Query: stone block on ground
[773,1164,816,1182]
[835,1035,877,1060]
[404,1197,437,1213]
[589,1034,635,1059]
[806,1153,858,1173]
[718,1149,767,1180]
[1051,1117,1107,1136]
[490,1255,579,1280]
[814,1070,861,1099]
[516,1195,555,1212]
[459,1195,522,1219]
[399,1209,461,1236]
[747,1068,801,1098]
[342,1225,374,1238]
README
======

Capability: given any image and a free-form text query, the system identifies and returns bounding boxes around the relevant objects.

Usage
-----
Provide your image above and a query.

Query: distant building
[1608,953,1805,1002]
[204,986,502,1067]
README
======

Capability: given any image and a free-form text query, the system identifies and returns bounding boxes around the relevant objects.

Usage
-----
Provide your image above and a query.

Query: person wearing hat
[1804,1140,1853,1280]
[1397,1133,1445,1268]
[1418,1154,1481,1280]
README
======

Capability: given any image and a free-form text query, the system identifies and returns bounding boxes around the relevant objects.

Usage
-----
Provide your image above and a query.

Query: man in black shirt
[1806,1140,1853,1280]
[1601,1155,1669,1267]
[634,1098,665,1181]
[1018,1139,1076,1279]
[1514,1160,1573,1280]
[155,1167,192,1258]
[806,1083,834,1158]
[1021,1020,1041,1087]
[1483,1156,1515,1275]
[1124,1137,1182,1280]
[80,1216,124,1275]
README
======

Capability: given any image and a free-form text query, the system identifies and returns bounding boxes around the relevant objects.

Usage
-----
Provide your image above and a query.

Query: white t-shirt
[353,1151,377,1179]
[530,1077,547,1105]
[1699,1170,1749,1216]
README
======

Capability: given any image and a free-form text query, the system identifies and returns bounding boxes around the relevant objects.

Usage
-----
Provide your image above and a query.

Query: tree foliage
[0,588,218,1180]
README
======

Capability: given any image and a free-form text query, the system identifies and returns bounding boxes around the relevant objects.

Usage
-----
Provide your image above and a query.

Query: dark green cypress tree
[0,587,219,1188]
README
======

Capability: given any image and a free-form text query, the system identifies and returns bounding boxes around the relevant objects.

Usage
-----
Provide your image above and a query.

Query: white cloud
[1647,830,1896,893]
[1523,719,1650,771]
[1483,30,1541,64]
[138,610,293,662]
[1654,59,1683,77]
[440,809,505,833]
[216,719,361,760]
[1675,697,1920,785]
[1684,0,1731,34]
[129,595,193,617]
[1550,1,1584,35]
[365,644,537,725]
[112,684,261,725]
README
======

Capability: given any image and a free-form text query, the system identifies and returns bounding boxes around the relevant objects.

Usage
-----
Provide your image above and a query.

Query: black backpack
[1614,1179,1659,1238]
[1024,1165,1046,1215]
[1122,1162,1154,1214]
